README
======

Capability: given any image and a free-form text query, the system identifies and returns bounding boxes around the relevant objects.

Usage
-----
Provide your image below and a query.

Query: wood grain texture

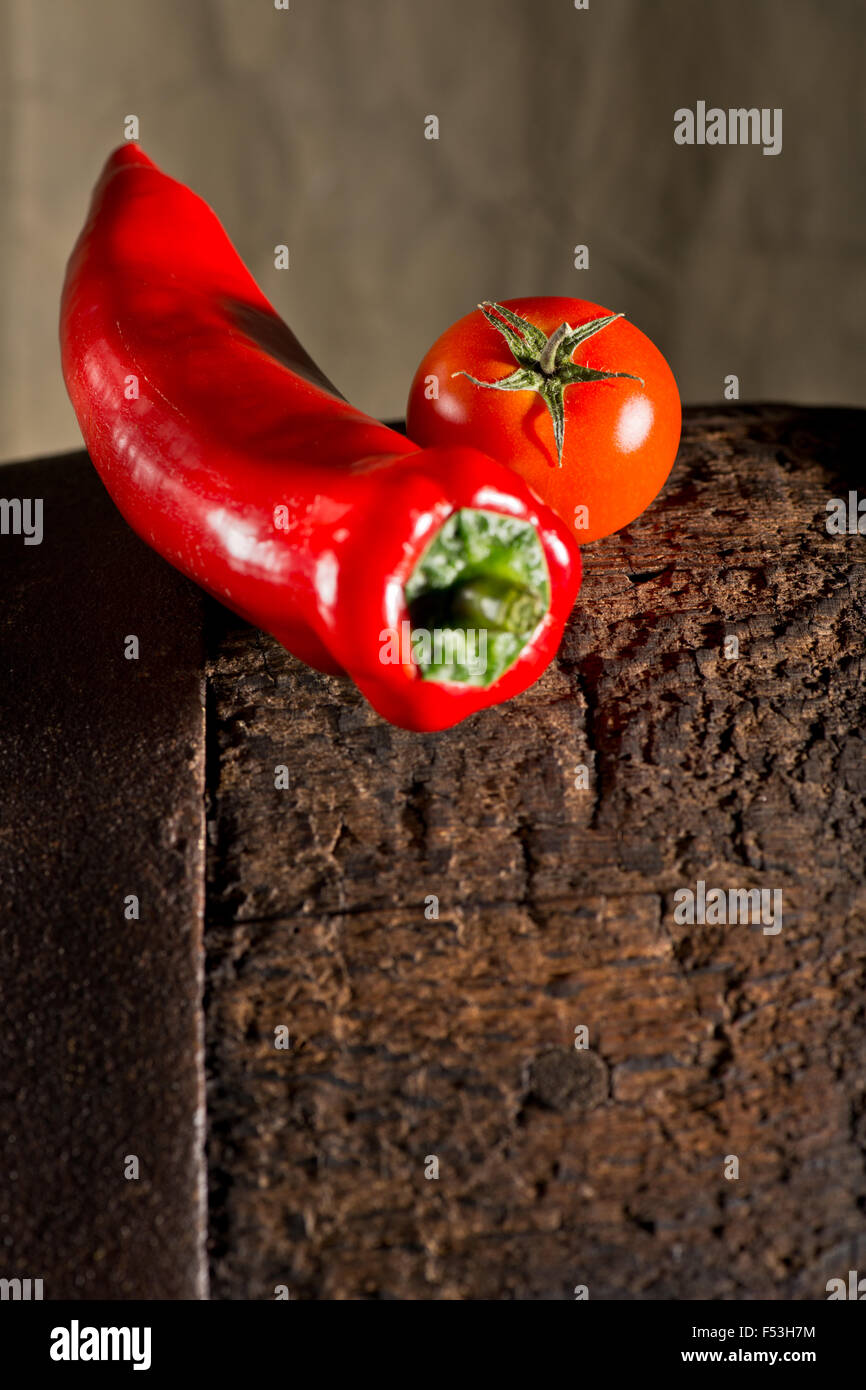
[0,454,208,1300]
[204,405,866,1300]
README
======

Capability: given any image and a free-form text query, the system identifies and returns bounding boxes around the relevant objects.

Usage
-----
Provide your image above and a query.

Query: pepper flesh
[60,145,582,731]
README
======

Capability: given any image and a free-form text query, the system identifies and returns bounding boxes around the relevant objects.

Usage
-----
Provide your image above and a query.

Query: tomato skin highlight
[406,297,682,544]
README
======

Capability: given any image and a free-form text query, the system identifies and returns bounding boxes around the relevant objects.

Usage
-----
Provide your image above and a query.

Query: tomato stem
[456,302,644,467]
[538,322,570,376]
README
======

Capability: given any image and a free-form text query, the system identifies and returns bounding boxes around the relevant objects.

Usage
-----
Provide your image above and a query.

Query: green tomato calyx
[451,301,644,468]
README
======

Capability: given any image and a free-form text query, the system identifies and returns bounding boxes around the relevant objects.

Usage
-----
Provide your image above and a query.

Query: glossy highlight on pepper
[60,145,582,731]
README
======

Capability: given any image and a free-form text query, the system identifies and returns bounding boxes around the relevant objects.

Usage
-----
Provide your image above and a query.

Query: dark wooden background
[2,405,865,1299]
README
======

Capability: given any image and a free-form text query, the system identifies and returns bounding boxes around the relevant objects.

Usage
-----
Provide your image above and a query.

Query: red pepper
[60,146,581,731]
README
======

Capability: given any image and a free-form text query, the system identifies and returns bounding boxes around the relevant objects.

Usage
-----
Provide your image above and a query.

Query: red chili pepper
[60,146,581,731]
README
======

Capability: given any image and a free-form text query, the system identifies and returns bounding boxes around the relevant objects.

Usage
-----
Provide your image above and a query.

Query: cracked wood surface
[204,405,866,1299]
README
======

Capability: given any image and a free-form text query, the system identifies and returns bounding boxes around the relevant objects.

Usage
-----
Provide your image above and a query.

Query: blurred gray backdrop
[0,0,863,463]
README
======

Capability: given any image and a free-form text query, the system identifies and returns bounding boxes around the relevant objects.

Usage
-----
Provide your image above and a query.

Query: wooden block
[204,406,866,1299]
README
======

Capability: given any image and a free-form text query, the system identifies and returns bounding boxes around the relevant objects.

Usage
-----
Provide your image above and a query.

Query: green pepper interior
[404,508,550,687]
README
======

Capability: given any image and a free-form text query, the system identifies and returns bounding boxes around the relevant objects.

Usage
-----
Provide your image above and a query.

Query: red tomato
[406,297,681,544]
